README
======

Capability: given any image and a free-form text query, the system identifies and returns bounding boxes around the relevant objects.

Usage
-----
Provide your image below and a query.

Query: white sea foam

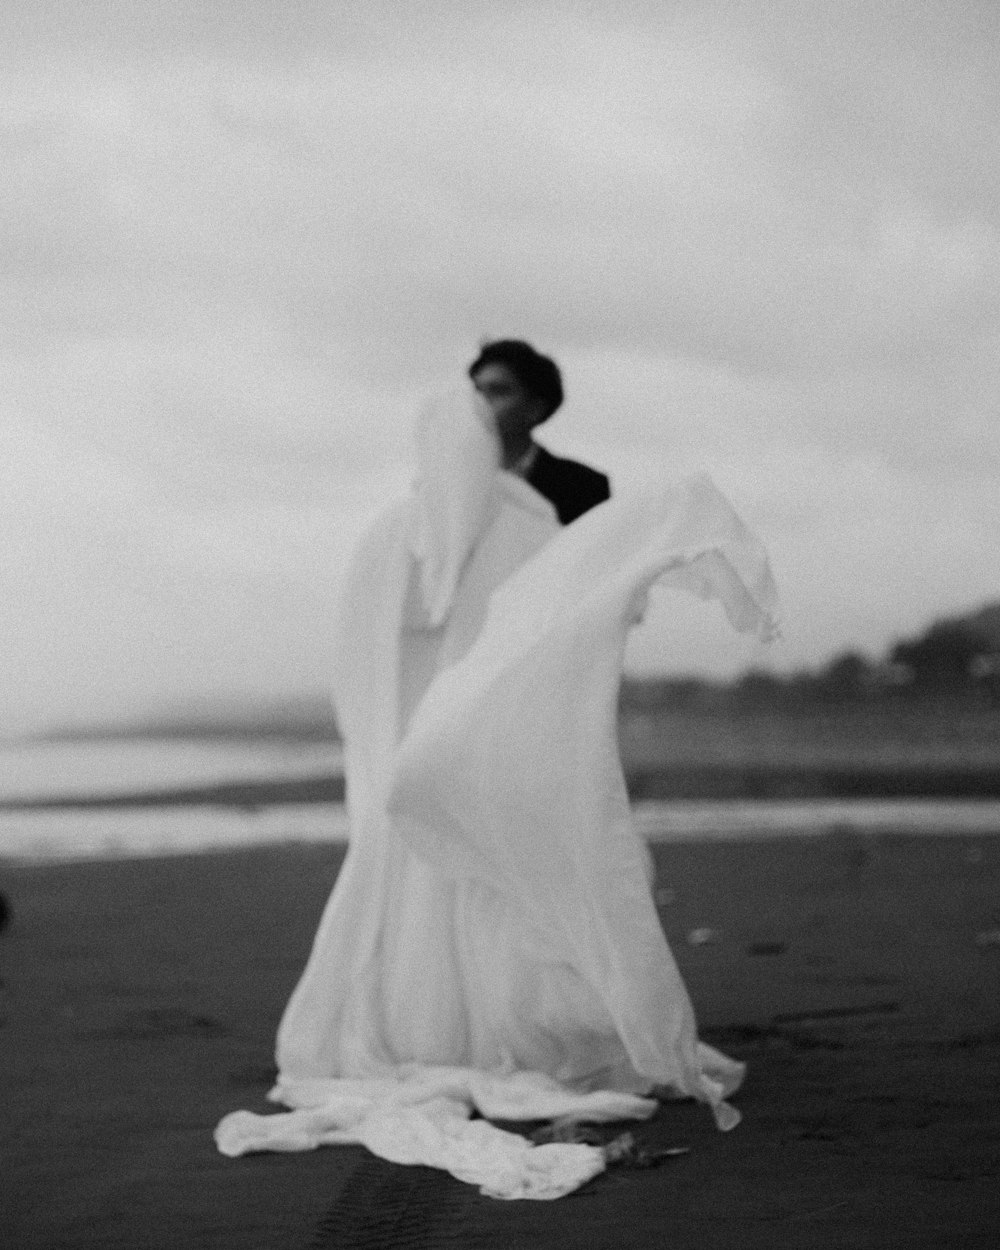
[0,803,349,862]
[633,799,1000,841]
[2,798,998,863]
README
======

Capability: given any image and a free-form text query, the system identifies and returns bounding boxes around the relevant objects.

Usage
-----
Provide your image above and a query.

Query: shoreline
[6,762,1000,813]
[2,796,999,866]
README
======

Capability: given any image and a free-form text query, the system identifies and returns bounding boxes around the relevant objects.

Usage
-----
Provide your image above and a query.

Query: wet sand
[3,830,999,1248]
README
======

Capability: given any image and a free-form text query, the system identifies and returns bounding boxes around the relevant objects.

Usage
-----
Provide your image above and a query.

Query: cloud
[0,1,998,730]
[4,7,997,376]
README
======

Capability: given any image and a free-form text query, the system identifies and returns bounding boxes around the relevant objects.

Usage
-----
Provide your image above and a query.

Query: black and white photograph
[2,3,999,1246]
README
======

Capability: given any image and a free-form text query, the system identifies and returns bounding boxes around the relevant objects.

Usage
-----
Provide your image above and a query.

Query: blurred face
[471,362,546,443]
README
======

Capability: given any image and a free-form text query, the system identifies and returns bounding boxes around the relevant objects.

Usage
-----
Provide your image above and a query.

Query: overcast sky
[3,1,999,735]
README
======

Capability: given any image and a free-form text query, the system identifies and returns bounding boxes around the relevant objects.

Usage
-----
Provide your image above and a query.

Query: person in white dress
[216,342,779,1199]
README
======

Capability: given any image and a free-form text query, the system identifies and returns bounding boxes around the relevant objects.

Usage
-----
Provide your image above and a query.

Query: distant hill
[36,693,340,743]
[967,601,1000,647]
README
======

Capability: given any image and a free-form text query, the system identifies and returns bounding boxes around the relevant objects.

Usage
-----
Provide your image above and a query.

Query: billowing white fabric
[215,384,779,1199]
[406,384,500,627]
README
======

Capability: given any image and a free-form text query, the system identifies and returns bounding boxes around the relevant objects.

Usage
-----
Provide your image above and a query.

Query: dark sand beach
[3,828,1000,1248]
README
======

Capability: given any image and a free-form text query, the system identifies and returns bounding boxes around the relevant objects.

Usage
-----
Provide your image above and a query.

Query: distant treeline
[41,695,341,743]
[622,599,1000,714]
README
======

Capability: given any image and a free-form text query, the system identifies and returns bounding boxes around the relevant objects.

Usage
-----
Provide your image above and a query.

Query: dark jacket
[525,445,611,526]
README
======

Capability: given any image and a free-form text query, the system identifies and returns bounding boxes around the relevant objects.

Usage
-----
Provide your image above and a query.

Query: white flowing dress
[216,386,779,1199]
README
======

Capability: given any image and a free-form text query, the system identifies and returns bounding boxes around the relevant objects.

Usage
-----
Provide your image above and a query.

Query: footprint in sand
[97,1007,229,1039]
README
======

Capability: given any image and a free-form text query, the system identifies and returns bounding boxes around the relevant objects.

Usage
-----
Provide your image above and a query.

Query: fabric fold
[216,1072,612,1200]
[406,384,500,627]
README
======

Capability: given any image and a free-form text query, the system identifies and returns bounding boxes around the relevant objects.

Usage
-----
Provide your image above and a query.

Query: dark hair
[468,339,564,420]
